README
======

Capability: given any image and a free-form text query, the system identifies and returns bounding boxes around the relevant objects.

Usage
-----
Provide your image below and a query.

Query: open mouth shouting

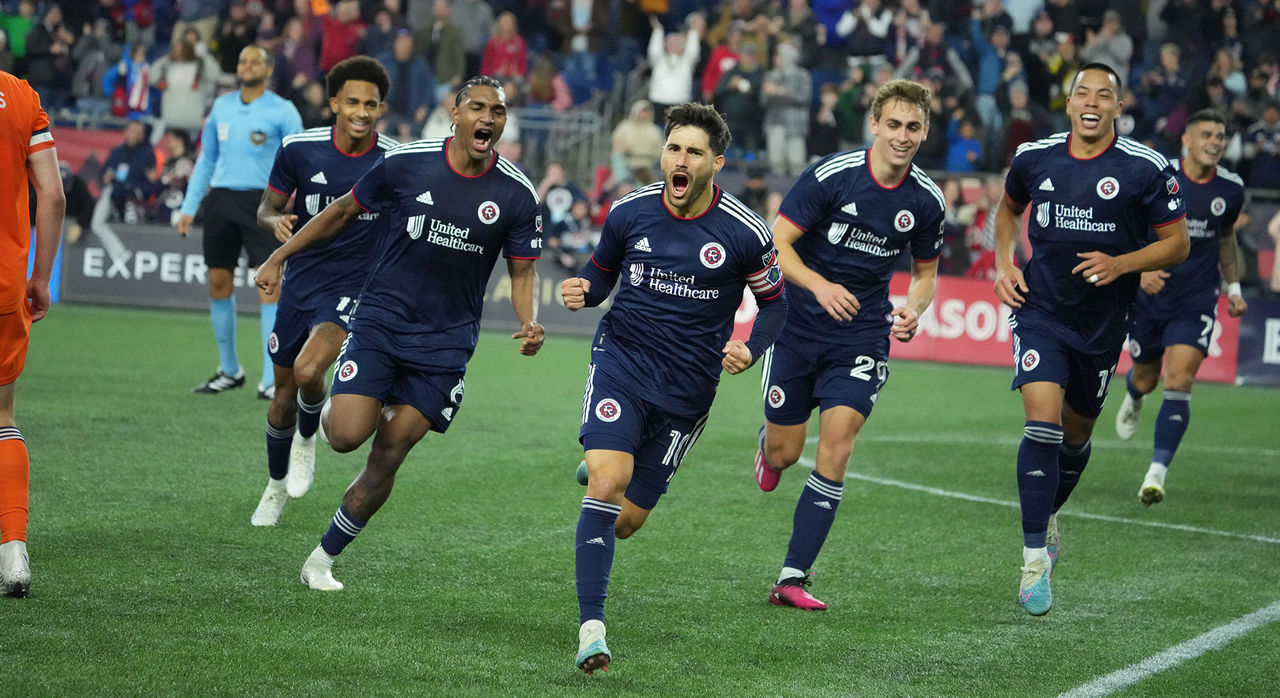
[473,126,493,152]
[1080,113,1102,128]
[670,171,691,198]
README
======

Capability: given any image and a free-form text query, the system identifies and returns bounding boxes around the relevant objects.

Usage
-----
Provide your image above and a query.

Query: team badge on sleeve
[595,398,622,422]
[1166,177,1180,195]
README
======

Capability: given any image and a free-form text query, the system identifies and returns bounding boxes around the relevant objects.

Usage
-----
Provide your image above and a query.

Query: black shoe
[192,369,246,394]
[257,384,275,400]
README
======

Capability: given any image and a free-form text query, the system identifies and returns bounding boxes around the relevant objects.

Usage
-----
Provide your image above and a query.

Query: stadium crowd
[5,0,1280,285]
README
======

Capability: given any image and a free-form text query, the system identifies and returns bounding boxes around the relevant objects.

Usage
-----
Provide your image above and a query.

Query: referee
[176,44,303,398]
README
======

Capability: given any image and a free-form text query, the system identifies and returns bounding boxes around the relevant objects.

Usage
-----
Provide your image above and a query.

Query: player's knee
[769,440,804,469]
[293,360,325,391]
[614,521,640,539]
[327,427,366,453]
[1131,369,1160,394]
[1163,373,1195,392]
[267,395,296,425]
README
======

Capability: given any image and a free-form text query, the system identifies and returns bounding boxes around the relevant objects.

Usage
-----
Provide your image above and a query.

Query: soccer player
[751,79,946,611]
[563,103,787,675]
[994,63,1189,616]
[176,45,304,399]
[1114,109,1248,506]
[0,70,65,597]
[249,56,398,526]
[254,76,544,590]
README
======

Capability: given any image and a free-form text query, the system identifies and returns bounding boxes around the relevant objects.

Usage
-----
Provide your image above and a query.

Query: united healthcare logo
[407,214,425,239]
[1036,201,1051,228]
[305,193,322,216]
[827,222,848,245]
[629,262,645,286]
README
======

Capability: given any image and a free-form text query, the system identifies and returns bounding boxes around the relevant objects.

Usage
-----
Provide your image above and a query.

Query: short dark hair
[1186,108,1227,129]
[326,55,391,101]
[663,102,731,156]
[1069,62,1123,93]
[455,75,504,106]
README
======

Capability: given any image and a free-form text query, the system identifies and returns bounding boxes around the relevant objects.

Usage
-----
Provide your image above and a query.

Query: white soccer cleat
[317,399,331,444]
[1139,463,1167,506]
[285,435,317,498]
[576,619,610,674]
[300,545,344,591]
[250,480,288,526]
[1115,393,1143,440]
[0,540,31,598]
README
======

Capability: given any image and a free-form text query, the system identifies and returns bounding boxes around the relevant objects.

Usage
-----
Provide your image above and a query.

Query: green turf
[7,304,1279,696]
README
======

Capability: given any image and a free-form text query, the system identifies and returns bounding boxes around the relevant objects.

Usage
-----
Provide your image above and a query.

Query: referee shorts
[200,188,279,270]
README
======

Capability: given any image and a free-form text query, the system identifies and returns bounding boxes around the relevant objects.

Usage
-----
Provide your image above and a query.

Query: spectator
[761,40,811,178]
[647,13,702,123]
[738,166,771,219]
[546,196,595,272]
[537,162,586,228]
[24,3,75,111]
[102,119,157,223]
[70,19,120,114]
[1245,101,1280,188]
[897,21,974,91]
[715,40,765,156]
[546,0,607,57]
[171,0,223,51]
[153,32,220,138]
[452,0,495,79]
[1080,9,1134,77]
[360,6,400,59]
[0,0,37,73]
[151,130,196,225]
[0,28,13,75]
[1139,42,1190,144]
[840,0,892,57]
[420,101,454,139]
[1208,46,1245,96]
[996,79,1049,167]
[292,78,332,128]
[480,11,528,82]
[1045,33,1082,118]
[103,42,151,119]
[945,117,982,173]
[319,0,365,74]
[277,17,318,96]
[702,18,744,103]
[416,0,465,107]
[377,29,433,138]
[527,53,572,110]
[809,82,842,159]
[215,2,258,79]
[774,0,822,70]
[610,98,664,184]
[1022,10,1058,107]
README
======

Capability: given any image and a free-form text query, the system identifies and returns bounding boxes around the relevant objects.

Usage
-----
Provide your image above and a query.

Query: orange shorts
[0,304,32,385]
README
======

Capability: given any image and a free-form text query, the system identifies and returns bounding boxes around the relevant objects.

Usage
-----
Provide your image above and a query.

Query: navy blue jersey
[1135,161,1244,317]
[776,149,946,345]
[350,137,541,369]
[1005,133,1186,354]
[267,127,398,309]
[586,182,784,416]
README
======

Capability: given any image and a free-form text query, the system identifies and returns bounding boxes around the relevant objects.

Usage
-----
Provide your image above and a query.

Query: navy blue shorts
[1127,304,1217,364]
[760,334,889,425]
[330,324,465,434]
[1011,325,1119,419]
[269,295,359,367]
[579,365,709,511]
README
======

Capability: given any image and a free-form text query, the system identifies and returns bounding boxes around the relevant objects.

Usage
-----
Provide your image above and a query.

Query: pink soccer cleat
[754,425,782,492]
[769,574,827,611]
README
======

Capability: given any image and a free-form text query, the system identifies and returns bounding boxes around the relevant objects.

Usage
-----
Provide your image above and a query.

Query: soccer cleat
[250,480,288,526]
[1046,514,1061,570]
[300,545,344,591]
[257,383,276,400]
[575,459,589,486]
[285,435,317,498]
[1018,557,1052,616]
[753,425,782,492]
[192,368,246,394]
[1115,393,1143,440]
[575,619,610,674]
[317,399,330,444]
[769,573,827,610]
[1139,464,1167,507]
[0,540,31,598]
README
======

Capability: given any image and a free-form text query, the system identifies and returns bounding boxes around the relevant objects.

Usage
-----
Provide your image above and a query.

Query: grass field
[6,304,1279,696]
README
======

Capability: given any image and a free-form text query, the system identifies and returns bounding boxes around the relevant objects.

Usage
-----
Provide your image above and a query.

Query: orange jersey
[0,72,55,313]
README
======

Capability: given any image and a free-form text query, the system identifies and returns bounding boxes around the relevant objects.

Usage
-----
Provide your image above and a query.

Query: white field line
[795,455,1280,545]
[1057,599,1280,698]
[851,433,1280,458]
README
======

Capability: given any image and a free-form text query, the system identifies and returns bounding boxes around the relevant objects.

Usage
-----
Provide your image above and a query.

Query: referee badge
[250,130,268,146]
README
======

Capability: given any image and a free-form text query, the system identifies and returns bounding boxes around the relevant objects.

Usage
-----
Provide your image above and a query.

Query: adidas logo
[634,237,652,252]
[417,191,434,205]
[841,202,858,216]
[1039,178,1055,192]
[586,537,606,546]
[311,171,328,185]
[1169,415,1183,422]
[1024,469,1047,477]
[814,500,832,510]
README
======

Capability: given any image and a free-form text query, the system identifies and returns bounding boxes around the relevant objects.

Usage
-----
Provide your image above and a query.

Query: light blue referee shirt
[180,89,303,217]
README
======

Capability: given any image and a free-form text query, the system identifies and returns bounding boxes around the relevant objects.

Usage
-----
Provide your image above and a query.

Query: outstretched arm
[26,147,65,322]
[254,192,362,296]
[507,257,545,355]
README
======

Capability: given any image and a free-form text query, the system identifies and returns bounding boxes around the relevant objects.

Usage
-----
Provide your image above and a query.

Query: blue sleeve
[281,100,304,137]
[181,104,221,216]
[576,209,625,307]
[1146,164,1186,228]
[744,290,787,364]
[351,156,390,212]
[1004,148,1032,204]
[910,194,947,261]
[267,142,296,196]
[503,189,543,260]
[776,159,833,232]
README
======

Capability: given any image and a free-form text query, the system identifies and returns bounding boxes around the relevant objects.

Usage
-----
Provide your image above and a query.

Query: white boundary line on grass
[1057,599,1280,698]
[795,456,1280,545]
[854,433,1280,458]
